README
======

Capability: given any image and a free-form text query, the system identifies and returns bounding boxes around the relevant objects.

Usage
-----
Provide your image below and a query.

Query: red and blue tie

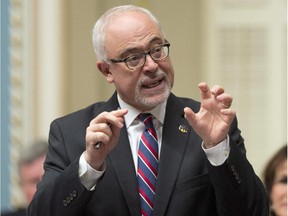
[137,113,159,216]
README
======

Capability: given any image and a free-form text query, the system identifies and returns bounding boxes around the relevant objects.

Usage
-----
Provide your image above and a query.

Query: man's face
[20,155,45,205]
[99,11,174,111]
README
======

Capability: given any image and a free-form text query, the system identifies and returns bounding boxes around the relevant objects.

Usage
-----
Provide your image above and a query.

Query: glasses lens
[151,45,169,60]
[126,53,144,69]
[125,44,170,69]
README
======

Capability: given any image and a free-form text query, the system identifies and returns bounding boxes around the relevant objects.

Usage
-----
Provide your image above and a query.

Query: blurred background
[1,0,287,212]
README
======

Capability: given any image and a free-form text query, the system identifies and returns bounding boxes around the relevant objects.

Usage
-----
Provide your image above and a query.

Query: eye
[151,46,163,59]
[126,54,141,63]
[126,53,143,67]
[152,46,162,53]
[279,176,287,184]
[275,175,287,185]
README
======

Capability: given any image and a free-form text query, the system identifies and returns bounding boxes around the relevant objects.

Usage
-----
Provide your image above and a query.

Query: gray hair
[18,140,48,167]
[92,5,164,61]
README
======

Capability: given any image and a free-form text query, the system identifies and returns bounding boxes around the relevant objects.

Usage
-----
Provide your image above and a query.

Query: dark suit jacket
[28,93,268,216]
[2,208,26,216]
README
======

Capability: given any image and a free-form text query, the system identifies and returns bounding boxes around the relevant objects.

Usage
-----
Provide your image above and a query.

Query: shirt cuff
[78,153,105,190]
[202,136,230,166]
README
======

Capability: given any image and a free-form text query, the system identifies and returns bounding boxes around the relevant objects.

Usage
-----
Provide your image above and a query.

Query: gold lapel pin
[179,124,188,133]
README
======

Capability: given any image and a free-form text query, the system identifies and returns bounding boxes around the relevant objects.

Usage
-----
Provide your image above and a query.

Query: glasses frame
[109,41,170,70]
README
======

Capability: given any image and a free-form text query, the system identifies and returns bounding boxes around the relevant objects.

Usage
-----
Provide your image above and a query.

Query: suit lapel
[101,93,197,216]
[103,93,141,216]
[153,94,192,215]
[108,128,141,216]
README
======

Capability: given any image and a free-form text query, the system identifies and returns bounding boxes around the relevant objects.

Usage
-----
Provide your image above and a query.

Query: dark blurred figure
[263,145,287,216]
[1,140,48,216]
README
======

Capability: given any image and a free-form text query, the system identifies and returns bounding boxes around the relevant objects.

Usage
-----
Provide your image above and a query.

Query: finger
[87,131,111,146]
[110,108,128,117]
[87,122,111,133]
[198,82,211,100]
[210,85,225,97]
[87,109,128,150]
[90,108,128,127]
[221,108,236,115]
[216,93,233,109]
[220,108,236,121]
[86,123,112,143]
[109,108,128,127]
[183,107,197,128]
[106,109,128,129]
[89,112,108,125]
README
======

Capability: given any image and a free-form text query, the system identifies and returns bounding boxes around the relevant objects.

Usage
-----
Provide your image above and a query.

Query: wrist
[203,141,216,149]
[84,151,105,171]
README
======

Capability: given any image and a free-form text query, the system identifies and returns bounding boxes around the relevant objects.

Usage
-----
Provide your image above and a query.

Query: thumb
[184,107,197,128]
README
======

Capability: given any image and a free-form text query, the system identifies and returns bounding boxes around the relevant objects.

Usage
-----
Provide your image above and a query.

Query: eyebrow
[118,37,164,58]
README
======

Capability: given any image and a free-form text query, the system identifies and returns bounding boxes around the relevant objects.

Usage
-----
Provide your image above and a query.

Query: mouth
[142,77,164,89]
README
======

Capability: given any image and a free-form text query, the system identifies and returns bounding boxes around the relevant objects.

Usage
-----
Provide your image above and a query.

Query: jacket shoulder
[52,102,106,127]
[169,94,201,113]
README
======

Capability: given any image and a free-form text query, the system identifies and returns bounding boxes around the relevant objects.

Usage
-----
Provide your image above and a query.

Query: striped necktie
[137,113,159,216]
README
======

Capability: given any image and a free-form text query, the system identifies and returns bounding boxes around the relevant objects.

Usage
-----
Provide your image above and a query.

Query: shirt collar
[117,94,166,128]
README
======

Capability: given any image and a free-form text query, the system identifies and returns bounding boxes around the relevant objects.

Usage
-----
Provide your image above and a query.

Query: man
[28,5,269,216]
[2,140,47,216]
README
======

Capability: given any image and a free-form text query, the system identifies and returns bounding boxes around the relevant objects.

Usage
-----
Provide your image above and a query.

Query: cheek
[161,61,174,84]
[113,74,139,97]
[115,74,137,89]
[110,67,138,85]
[271,184,286,202]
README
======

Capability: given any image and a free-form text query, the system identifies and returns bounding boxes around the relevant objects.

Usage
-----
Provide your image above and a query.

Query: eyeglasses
[109,42,170,70]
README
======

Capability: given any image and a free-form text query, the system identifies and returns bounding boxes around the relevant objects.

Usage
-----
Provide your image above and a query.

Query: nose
[143,54,158,72]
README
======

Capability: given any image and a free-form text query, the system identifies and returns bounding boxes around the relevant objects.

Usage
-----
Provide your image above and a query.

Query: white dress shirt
[79,95,230,190]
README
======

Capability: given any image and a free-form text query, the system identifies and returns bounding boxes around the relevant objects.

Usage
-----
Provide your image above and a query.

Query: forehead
[105,11,164,54]
[276,160,287,173]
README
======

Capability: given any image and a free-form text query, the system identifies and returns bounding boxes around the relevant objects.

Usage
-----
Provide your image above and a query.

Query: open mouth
[142,76,164,89]
[143,80,162,88]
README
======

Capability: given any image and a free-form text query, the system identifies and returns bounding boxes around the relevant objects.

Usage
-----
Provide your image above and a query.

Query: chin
[136,89,170,109]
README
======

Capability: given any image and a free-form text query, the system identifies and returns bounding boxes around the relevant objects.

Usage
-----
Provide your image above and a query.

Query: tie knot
[138,113,154,129]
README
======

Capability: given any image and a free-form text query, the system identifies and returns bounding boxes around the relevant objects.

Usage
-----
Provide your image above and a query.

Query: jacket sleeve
[28,120,94,216]
[206,117,269,216]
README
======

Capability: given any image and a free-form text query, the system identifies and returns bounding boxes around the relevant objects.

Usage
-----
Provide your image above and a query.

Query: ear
[96,61,114,83]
